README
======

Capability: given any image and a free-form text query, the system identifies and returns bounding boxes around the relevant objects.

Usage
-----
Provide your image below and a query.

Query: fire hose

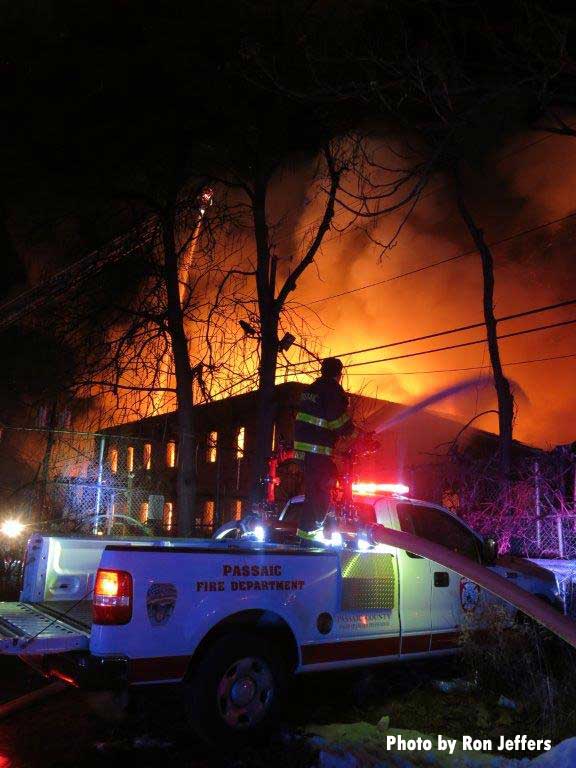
[368,523,576,649]
[247,439,576,648]
[265,517,576,648]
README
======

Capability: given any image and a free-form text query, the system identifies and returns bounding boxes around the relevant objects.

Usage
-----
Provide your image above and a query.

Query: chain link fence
[0,426,179,538]
[420,447,576,559]
[2,422,575,568]
[2,423,575,547]
[420,447,576,615]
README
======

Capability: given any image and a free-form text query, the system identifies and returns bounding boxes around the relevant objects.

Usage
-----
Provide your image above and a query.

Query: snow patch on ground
[530,738,576,767]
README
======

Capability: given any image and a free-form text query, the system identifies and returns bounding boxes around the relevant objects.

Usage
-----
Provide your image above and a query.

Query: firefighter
[293,357,354,542]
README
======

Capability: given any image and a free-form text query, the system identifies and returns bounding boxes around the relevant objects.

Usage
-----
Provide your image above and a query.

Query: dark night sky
[0,0,357,290]
[1,1,574,446]
[1,1,570,289]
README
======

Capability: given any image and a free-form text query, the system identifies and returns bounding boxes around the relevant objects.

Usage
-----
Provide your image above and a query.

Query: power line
[188,340,576,404]
[0,218,160,331]
[283,297,576,369]
[343,317,576,369]
[343,351,576,376]
[306,209,576,306]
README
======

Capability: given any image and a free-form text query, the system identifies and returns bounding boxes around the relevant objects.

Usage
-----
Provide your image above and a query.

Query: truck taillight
[93,569,133,625]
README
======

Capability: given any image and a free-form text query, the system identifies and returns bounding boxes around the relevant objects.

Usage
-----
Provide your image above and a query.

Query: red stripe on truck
[430,631,460,651]
[129,655,190,683]
[124,632,459,682]
[401,634,431,653]
[301,636,400,665]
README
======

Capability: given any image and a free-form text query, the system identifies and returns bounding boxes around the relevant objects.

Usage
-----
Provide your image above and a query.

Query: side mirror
[482,536,498,565]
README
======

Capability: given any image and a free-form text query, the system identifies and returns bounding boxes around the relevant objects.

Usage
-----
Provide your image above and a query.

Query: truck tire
[184,631,287,745]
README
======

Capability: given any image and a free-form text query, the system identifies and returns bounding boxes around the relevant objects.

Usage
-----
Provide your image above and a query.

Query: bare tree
[201,139,352,501]
[454,180,515,476]
[283,2,571,476]
[56,184,224,536]
[249,143,346,499]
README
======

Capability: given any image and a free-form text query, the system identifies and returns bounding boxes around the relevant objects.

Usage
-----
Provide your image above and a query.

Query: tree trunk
[455,185,514,477]
[250,317,279,504]
[162,208,196,536]
[249,177,279,503]
[34,400,58,523]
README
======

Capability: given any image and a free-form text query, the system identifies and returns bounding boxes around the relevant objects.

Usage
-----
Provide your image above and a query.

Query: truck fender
[185,604,300,677]
[370,524,576,648]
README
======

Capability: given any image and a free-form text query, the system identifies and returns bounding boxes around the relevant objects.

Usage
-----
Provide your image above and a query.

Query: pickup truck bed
[0,601,91,654]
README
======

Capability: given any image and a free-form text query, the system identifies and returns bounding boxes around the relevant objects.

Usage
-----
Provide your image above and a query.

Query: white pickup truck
[0,488,559,741]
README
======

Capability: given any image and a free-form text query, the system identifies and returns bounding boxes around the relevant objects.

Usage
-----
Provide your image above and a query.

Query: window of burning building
[234,499,242,520]
[109,447,118,474]
[236,427,245,459]
[164,501,173,531]
[126,446,134,473]
[166,440,177,468]
[207,431,218,463]
[140,501,149,523]
[143,443,152,470]
[203,500,215,527]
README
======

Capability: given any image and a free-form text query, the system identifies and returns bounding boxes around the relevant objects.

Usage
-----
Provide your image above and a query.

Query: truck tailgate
[0,601,91,655]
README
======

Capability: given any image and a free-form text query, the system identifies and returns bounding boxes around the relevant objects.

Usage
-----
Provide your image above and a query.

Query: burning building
[98,382,511,536]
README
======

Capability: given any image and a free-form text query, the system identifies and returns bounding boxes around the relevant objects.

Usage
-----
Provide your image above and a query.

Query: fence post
[534,460,541,551]
[126,471,134,518]
[215,441,222,531]
[107,492,115,535]
[93,435,106,533]
[557,512,565,559]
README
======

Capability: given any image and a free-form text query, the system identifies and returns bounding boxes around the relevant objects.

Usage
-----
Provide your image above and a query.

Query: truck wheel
[184,632,287,744]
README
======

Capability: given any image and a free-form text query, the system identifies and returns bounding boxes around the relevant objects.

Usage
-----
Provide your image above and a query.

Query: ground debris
[377,715,390,731]
[432,678,477,694]
[133,734,173,749]
[497,697,517,711]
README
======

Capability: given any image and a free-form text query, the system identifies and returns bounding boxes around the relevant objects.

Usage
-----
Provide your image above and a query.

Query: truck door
[395,502,483,647]
[381,500,432,653]
[334,502,401,660]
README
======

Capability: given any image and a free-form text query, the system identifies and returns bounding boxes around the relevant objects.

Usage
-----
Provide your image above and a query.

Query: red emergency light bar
[352,482,410,496]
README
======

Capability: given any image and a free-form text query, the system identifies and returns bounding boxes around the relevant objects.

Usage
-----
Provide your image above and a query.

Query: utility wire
[342,317,576,370]
[343,351,576,376]
[183,334,576,404]
[219,328,576,396]
[306,210,576,306]
[0,424,150,440]
[283,297,576,369]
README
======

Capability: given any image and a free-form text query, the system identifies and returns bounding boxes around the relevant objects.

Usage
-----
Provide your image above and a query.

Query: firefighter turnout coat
[294,376,354,458]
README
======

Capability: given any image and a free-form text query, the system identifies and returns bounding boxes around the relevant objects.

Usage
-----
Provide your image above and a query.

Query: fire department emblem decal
[460,579,480,612]
[146,582,178,626]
